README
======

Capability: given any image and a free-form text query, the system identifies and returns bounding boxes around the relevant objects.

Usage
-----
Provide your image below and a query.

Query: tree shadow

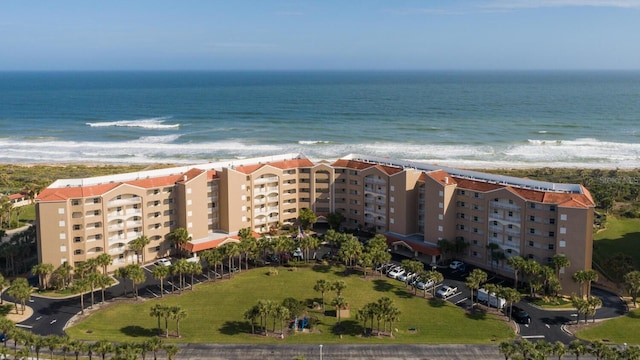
[120,325,157,337]
[311,264,332,273]
[428,298,446,308]
[219,320,251,335]
[393,288,414,299]
[0,304,14,316]
[372,279,394,292]
[465,307,487,320]
[332,319,363,336]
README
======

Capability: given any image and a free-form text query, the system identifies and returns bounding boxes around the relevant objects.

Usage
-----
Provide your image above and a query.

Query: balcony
[108,223,125,232]
[108,197,141,207]
[365,177,386,185]
[109,246,126,255]
[267,196,279,203]
[490,202,521,211]
[254,176,279,185]
[254,208,267,215]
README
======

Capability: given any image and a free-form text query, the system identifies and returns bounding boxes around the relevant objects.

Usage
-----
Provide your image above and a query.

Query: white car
[154,258,171,266]
[387,267,406,279]
[416,279,435,290]
[397,272,415,282]
[436,285,458,298]
[449,260,465,271]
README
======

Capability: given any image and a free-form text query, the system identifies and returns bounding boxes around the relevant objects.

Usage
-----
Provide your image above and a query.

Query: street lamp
[319,344,323,360]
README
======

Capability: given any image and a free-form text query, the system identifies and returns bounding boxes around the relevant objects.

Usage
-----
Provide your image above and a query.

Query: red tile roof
[234,158,314,174]
[184,237,239,253]
[385,235,442,257]
[425,170,456,185]
[331,159,403,175]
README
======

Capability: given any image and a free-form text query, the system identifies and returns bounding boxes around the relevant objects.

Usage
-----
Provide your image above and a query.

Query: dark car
[506,306,531,324]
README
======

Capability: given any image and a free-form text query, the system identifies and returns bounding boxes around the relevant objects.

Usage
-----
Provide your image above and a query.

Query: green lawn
[576,307,640,344]
[594,216,640,269]
[66,265,514,344]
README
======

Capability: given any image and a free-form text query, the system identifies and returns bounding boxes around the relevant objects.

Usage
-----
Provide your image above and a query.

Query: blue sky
[1,0,639,70]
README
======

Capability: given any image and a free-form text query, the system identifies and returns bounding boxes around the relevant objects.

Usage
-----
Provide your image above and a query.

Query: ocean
[1,70,639,169]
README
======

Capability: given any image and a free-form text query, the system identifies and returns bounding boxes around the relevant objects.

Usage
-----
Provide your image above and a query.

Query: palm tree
[314,279,330,313]
[7,277,31,314]
[587,296,602,323]
[144,337,163,360]
[95,253,113,275]
[498,341,518,360]
[163,344,179,360]
[238,227,255,270]
[97,274,113,304]
[572,270,588,299]
[94,339,114,360]
[256,299,273,336]
[331,296,348,330]
[568,340,587,360]
[31,263,54,290]
[221,242,240,278]
[425,270,444,297]
[624,270,640,308]
[552,340,567,360]
[115,342,140,360]
[130,235,151,264]
[332,280,347,297]
[125,264,145,298]
[551,254,571,279]
[244,305,260,334]
[486,242,501,273]
[68,339,83,360]
[502,287,522,322]
[465,268,488,306]
[150,304,165,334]
[170,306,188,338]
[152,265,170,297]
[186,261,202,290]
[72,278,90,314]
[172,259,189,292]
[588,340,608,360]
[275,305,290,337]
[86,271,101,309]
[44,334,61,360]
[161,306,173,338]
[583,269,598,298]
[168,227,191,257]
[114,266,130,297]
[507,256,526,290]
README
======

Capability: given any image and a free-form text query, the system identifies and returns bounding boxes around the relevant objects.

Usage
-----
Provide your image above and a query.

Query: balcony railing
[490,202,521,211]
[107,197,141,207]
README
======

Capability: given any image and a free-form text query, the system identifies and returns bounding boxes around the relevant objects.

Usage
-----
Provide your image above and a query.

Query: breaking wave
[86,117,180,129]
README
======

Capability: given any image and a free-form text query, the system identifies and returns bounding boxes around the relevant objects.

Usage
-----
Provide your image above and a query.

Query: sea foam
[86,117,180,129]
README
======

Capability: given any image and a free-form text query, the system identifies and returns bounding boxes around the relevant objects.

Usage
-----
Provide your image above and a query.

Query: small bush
[267,267,279,276]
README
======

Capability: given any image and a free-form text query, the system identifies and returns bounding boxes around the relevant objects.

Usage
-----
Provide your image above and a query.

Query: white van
[477,288,506,309]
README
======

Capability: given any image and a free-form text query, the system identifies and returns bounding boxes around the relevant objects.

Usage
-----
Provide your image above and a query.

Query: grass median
[66,265,514,344]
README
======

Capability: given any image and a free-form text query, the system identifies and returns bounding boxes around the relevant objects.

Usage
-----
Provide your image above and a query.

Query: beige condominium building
[36,153,594,294]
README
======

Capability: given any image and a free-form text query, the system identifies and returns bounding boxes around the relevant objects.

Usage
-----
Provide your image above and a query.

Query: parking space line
[455,297,468,305]
[522,335,544,339]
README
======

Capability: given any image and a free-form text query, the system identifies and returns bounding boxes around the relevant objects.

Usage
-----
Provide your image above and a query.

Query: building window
[473,216,479,222]
[96,234,102,240]
[509,199,514,204]
[154,189,159,195]
[549,205,556,211]
[74,249,82,255]
[73,224,81,230]
[473,239,478,245]
[94,210,100,216]
[493,233,497,238]
[528,240,534,247]
[530,215,535,222]
[560,214,567,221]
[459,190,465,195]
[559,240,566,247]
[508,211,513,217]
[93,198,100,204]
[548,231,555,237]
[459,213,465,219]
[507,236,513,242]
[549,218,555,224]
[493,221,498,226]
[74,237,81,243]
[473,228,478,233]
[530,203,536,209]
[548,244,555,250]
[508,224,513,229]
[527,254,535,260]
[472,251,478,257]
[529,228,535,234]
[72,199,80,206]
